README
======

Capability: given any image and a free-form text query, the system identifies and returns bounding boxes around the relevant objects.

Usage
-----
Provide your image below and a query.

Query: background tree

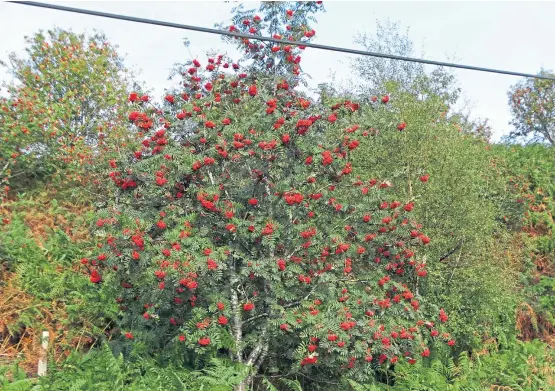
[0,28,136,196]
[341,20,493,142]
[507,68,555,145]
[348,83,518,350]
[350,20,460,106]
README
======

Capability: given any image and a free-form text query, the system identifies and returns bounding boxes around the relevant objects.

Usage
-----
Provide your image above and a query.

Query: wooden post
[37,331,49,376]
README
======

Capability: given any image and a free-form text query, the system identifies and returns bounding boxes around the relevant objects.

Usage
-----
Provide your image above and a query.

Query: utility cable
[7,1,555,81]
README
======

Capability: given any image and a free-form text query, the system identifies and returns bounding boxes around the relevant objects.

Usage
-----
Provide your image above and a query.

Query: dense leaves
[85,5,456,387]
[0,28,135,196]
[347,84,520,349]
[495,144,555,339]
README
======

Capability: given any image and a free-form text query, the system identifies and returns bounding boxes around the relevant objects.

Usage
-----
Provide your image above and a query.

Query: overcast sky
[1,1,554,142]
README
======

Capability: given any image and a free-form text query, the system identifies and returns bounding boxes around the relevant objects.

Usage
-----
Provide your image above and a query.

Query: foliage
[347,339,554,391]
[0,197,116,372]
[0,342,248,391]
[339,20,492,143]
[348,85,519,349]
[216,1,323,78]
[507,69,555,145]
[0,28,135,196]
[494,143,555,339]
[86,5,455,389]
[2,339,552,391]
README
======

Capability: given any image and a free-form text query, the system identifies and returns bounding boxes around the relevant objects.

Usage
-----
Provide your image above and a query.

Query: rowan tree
[86,4,453,389]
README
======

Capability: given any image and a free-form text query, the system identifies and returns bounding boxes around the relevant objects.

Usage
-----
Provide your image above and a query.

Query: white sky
[1,1,554,142]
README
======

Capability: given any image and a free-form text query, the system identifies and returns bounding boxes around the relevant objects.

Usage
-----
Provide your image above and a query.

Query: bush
[494,144,555,339]
[348,338,554,391]
[349,86,519,349]
[0,343,248,391]
[0,198,116,372]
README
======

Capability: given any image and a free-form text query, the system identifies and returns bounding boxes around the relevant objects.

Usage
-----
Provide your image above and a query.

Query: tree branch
[439,240,464,263]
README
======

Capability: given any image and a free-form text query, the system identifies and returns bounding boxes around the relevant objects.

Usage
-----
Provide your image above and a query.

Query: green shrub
[0,204,116,355]
[349,87,519,349]
[0,343,248,391]
[493,144,554,334]
[348,339,554,391]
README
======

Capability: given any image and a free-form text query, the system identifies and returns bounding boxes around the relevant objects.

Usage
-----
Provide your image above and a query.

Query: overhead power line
[8,1,555,81]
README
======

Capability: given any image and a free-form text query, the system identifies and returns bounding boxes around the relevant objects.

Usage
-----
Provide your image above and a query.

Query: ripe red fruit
[218,315,229,325]
[248,198,258,206]
[382,95,390,104]
[124,332,134,339]
[243,302,255,311]
[421,348,430,357]
[397,122,406,131]
[301,356,318,366]
[156,221,167,229]
[248,85,258,96]
[419,174,430,182]
[217,302,225,310]
[90,270,102,284]
[178,335,186,342]
[207,259,218,269]
[439,308,449,323]
[198,337,211,346]
[321,150,333,166]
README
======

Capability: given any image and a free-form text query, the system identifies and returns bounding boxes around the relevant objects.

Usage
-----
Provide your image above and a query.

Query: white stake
[37,331,49,376]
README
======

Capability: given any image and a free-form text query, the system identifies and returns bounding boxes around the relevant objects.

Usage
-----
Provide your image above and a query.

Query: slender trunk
[236,381,248,391]
[230,264,244,363]
[540,124,554,145]
[235,169,273,391]
[235,327,268,391]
